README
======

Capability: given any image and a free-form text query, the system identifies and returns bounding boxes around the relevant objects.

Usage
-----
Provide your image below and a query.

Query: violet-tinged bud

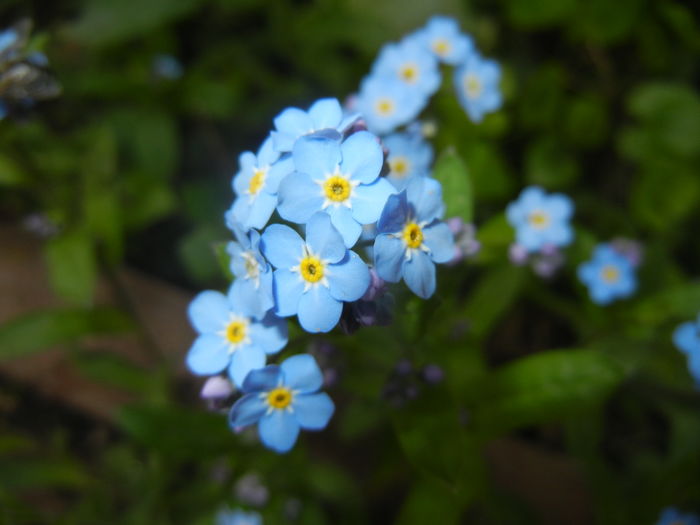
[421,364,445,384]
[362,268,386,301]
[447,216,464,235]
[509,243,529,266]
[235,473,269,507]
[539,243,559,257]
[532,257,560,279]
[200,376,234,401]
[395,358,413,376]
[323,368,339,388]
[611,238,644,267]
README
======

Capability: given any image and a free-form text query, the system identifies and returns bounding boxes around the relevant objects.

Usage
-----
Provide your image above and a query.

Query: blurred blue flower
[383,131,433,190]
[355,75,426,135]
[260,212,370,333]
[373,177,454,298]
[371,37,441,97]
[672,315,700,387]
[453,50,502,123]
[216,508,263,525]
[577,243,637,305]
[224,223,274,320]
[277,131,395,247]
[152,54,183,80]
[186,286,288,387]
[229,354,335,453]
[229,135,294,231]
[415,15,474,65]
[506,186,574,253]
[655,507,699,525]
[0,27,18,55]
[271,97,359,153]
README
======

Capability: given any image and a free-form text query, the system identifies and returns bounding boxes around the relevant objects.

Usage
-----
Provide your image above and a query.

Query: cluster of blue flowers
[186,16,500,454]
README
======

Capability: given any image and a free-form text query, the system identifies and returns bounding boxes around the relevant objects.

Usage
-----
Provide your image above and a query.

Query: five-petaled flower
[415,15,474,65]
[371,36,441,98]
[383,131,433,191]
[453,49,502,123]
[577,243,637,305]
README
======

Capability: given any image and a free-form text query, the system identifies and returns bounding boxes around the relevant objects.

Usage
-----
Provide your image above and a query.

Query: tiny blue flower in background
[383,131,433,191]
[0,27,19,56]
[506,186,574,253]
[229,135,293,231]
[224,222,274,320]
[277,131,395,248]
[415,15,474,65]
[152,54,183,80]
[371,37,441,98]
[374,177,455,299]
[672,314,700,387]
[216,507,263,525]
[229,354,335,453]
[271,97,359,153]
[261,212,370,333]
[186,286,288,387]
[453,50,502,123]
[655,507,700,525]
[578,243,637,305]
[355,75,426,135]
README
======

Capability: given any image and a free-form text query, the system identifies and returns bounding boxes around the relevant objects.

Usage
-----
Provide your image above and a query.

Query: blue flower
[0,27,18,55]
[655,507,700,525]
[355,75,426,135]
[373,177,454,299]
[383,131,433,190]
[277,131,395,248]
[453,50,502,123]
[371,36,441,98]
[577,243,637,305]
[415,15,474,65]
[186,286,288,387]
[216,508,263,525]
[229,135,294,231]
[672,315,700,387]
[260,212,370,333]
[271,97,360,153]
[224,222,274,320]
[506,186,574,253]
[229,354,335,453]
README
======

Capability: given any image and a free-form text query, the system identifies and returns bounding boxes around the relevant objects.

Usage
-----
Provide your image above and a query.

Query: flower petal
[260,224,304,269]
[308,98,342,129]
[242,364,283,393]
[351,178,396,225]
[292,134,342,180]
[244,191,278,230]
[274,107,314,139]
[229,393,267,428]
[376,191,409,234]
[265,154,294,194]
[340,131,383,184]
[407,177,444,222]
[276,171,324,224]
[328,205,362,248]
[674,322,700,355]
[423,221,455,263]
[305,212,346,263]
[230,272,274,320]
[250,311,288,354]
[259,409,300,453]
[281,354,324,393]
[228,344,266,388]
[294,392,335,430]
[297,285,342,333]
[186,334,229,375]
[327,251,370,302]
[374,234,405,283]
[187,290,229,333]
[272,268,304,317]
[403,250,436,299]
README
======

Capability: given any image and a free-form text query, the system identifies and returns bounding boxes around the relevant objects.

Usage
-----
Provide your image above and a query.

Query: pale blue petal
[233,152,256,195]
[327,251,371,302]
[547,194,574,220]
[242,364,282,393]
[292,134,341,180]
[547,223,574,247]
[351,178,396,225]
[250,311,288,354]
[340,131,383,184]
[229,393,267,428]
[308,98,342,129]
[274,107,314,138]
[245,191,277,230]
[273,268,304,317]
[266,155,294,193]
[408,177,444,222]
[230,276,274,320]
[328,205,362,248]
[377,191,409,234]
[674,322,700,355]
[423,221,455,263]
[403,250,436,299]
[271,130,295,153]
[259,410,300,453]
[186,334,229,375]
[260,224,304,269]
[277,171,324,224]
[188,290,229,333]
[228,344,266,388]
[297,285,343,333]
[281,354,324,393]
[257,135,279,166]
[294,392,335,430]
[305,212,346,263]
[374,234,405,283]
[520,186,546,209]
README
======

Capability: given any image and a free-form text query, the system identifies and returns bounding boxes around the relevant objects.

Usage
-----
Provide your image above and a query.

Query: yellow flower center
[248,168,266,195]
[464,74,482,99]
[399,63,419,84]
[266,387,293,409]
[300,256,324,283]
[323,175,351,202]
[432,38,451,57]
[225,321,247,344]
[375,98,395,116]
[389,156,410,177]
[528,211,550,229]
[402,222,424,249]
[601,265,620,283]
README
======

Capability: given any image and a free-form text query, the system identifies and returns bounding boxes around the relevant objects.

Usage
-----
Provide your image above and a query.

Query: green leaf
[72,351,151,395]
[45,229,97,305]
[432,148,473,222]
[0,458,91,490]
[0,154,26,186]
[0,308,133,361]
[630,283,700,324]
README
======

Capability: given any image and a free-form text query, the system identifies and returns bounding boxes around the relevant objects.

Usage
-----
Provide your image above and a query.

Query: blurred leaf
[506,0,576,29]
[563,94,609,149]
[394,478,462,525]
[179,225,227,285]
[525,137,579,189]
[570,0,642,44]
[630,283,700,323]
[0,154,26,186]
[45,229,97,305]
[460,141,514,201]
[72,351,151,395]
[0,308,133,361]
[432,148,473,222]
[123,172,177,229]
[0,458,91,490]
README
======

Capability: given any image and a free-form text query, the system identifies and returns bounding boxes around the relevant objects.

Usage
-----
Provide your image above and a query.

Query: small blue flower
[672,315,700,387]
[216,508,263,525]
[415,15,474,65]
[186,286,288,387]
[229,354,335,453]
[655,507,700,525]
[229,135,294,231]
[453,50,502,123]
[577,243,637,305]
[0,28,18,55]
[152,54,183,80]
[224,222,274,320]
[373,177,454,299]
[383,131,433,190]
[260,212,370,333]
[355,75,426,135]
[277,131,395,248]
[506,186,574,253]
[371,36,441,98]
[271,97,360,153]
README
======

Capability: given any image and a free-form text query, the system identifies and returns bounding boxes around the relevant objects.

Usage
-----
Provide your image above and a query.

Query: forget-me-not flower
[371,37,441,98]
[355,75,426,135]
[373,177,454,299]
[655,507,699,525]
[216,508,263,525]
[577,243,637,305]
[186,286,288,387]
[506,186,574,253]
[271,97,359,153]
[415,15,474,65]
[260,212,370,333]
[229,135,294,231]
[277,131,395,248]
[229,354,335,453]
[383,131,433,190]
[673,314,700,387]
[453,50,502,123]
